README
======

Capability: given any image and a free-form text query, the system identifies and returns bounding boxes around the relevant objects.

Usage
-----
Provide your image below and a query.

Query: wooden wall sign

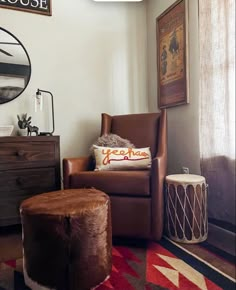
[0,0,51,16]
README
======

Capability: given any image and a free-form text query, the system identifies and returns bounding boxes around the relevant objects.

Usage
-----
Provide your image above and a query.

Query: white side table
[165,174,208,243]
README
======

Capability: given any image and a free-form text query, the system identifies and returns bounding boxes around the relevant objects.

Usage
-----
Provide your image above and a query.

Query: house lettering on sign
[0,0,51,16]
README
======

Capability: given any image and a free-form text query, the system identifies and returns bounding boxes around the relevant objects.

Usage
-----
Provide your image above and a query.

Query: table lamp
[36,89,55,136]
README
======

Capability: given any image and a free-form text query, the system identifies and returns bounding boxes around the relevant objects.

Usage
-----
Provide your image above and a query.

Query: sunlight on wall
[110,48,130,113]
[0,0,148,159]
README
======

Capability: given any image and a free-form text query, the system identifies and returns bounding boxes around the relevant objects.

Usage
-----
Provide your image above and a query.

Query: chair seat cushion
[70,170,151,196]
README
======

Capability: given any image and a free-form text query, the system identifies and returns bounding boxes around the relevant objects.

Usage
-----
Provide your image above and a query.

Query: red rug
[0,239,235,290]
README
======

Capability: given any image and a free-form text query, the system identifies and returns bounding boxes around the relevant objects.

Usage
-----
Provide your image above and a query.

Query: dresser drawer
[0,168,56,197]
[0,136,60,226]
[0,195,31,226]
[0,141,56,169]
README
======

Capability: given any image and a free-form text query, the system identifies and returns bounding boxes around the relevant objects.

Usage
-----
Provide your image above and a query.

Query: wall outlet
[182,167,189,174]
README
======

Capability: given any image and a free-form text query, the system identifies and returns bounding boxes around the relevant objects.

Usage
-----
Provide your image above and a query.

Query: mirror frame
[0,27,31,105]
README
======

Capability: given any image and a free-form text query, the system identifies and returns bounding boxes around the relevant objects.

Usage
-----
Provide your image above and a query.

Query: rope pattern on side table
[165,175,208,244]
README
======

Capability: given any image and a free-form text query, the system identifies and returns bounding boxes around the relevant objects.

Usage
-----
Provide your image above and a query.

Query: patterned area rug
[0,239,235,290]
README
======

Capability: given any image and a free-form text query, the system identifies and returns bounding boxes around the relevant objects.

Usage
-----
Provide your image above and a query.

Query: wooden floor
[0,225,22,262]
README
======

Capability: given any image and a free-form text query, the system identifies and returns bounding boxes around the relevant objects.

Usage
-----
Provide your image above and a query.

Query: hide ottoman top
[20,188,112,290]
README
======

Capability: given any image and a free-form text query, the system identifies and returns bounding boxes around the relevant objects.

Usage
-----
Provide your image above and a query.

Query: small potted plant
[17,113,31,136]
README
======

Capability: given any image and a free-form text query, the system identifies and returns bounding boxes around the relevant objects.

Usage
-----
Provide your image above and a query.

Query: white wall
[0,0,148,160]
[146,0,201,175]
[0,0,201,176]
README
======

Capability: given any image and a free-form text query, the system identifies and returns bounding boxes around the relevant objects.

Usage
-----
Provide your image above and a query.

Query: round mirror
[0,27,31,104]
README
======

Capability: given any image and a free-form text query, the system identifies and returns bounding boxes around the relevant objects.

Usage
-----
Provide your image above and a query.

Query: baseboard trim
[207,222,236,257]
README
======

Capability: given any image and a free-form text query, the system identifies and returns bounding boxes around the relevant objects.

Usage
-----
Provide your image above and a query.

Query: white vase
[18,128,28,136]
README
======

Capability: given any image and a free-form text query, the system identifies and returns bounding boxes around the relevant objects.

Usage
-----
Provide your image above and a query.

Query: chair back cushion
[101,113,161,158]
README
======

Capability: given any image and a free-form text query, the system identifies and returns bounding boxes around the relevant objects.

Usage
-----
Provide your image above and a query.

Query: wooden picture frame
[156,0,189,109]
[0,0,52,16]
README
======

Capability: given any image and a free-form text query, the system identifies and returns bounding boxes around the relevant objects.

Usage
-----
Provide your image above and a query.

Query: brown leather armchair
[63,110,167,241]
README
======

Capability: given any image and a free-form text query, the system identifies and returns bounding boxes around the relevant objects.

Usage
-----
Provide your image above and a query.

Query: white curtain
[199,0,235,226]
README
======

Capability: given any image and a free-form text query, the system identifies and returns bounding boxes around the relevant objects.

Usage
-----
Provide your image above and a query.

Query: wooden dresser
[0,136,61,226]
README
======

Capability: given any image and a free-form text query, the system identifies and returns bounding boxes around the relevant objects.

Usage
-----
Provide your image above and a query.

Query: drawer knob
[16,150,25,157]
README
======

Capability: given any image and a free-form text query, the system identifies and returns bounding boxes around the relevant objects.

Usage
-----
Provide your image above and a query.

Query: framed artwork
[0,0,51,16]
[156,0,189,109]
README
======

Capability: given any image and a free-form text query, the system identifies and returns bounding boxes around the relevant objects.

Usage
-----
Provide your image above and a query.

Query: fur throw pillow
[90,133,135,156]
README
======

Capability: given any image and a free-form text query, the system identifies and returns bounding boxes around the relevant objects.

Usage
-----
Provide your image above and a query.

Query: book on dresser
[0,136,61,226]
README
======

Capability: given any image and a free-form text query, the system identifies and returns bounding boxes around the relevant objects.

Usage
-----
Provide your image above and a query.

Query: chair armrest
[63,156,93,189]
[151,153,167,241]
[157,109,167,157]
[151,109,168,240]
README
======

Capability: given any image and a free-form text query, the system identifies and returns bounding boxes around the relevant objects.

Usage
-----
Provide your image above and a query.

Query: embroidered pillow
[93,145,152,171]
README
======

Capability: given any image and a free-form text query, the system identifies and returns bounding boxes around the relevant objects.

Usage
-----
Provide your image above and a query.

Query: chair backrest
[101,112,162,158]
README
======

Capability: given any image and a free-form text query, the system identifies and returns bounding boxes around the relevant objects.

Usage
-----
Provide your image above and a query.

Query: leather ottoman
[20,188,112,290]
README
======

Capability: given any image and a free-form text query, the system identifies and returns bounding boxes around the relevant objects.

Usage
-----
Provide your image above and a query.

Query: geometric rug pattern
[0,239,235,290]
